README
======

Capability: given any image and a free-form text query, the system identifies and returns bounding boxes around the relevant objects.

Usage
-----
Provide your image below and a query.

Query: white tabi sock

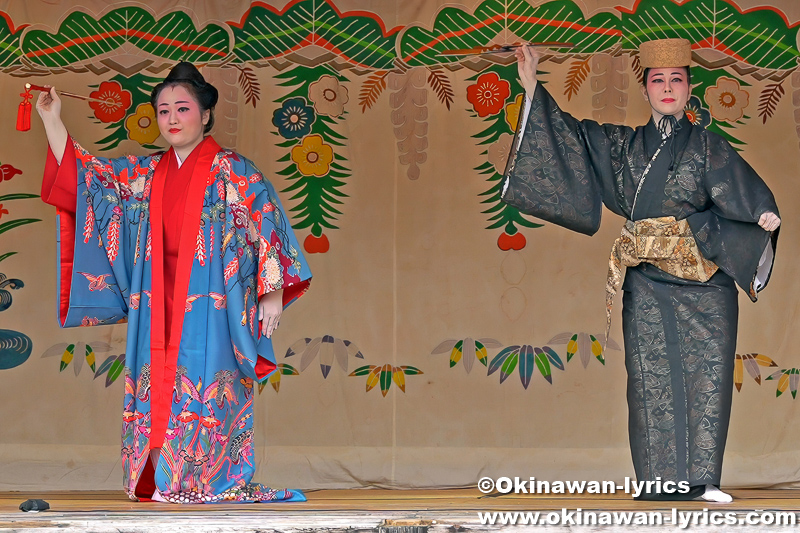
[700,484,733,503]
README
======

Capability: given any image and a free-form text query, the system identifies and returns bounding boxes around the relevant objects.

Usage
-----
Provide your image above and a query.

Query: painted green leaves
[400,0,619,68]
[488,345,563,389]
[767,368,800,399]
[230,0,398,70]
[42,341,115,380]
[431,337,501,374]
[23,8,229,68]
[621,0,800,70]
[264,363,300,393]
[547,332,620,367]
[349,364,423,396]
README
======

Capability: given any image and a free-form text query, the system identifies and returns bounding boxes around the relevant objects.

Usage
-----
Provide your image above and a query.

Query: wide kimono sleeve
[41,136,154,327]
[220,154,312,382]
[687,132,780,300]
[501,83,633,235]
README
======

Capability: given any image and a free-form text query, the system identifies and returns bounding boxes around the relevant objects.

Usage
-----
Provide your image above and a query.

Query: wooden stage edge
[2,489,800,532]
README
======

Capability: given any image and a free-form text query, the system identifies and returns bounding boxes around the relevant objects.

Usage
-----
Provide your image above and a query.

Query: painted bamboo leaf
[94,355,117,379]
[0,219,41,236]
[741,353,761,384]
[534,347,552,383]
[578,332,591,368]
[542,346,564,371]
[0,253,16,264]
[475,340,489,367]
[286,337,312,358]
[333,337,349,372]
[518,344,534,389]
[85,344,96,373]
[566,333,578,362]
[366,365,381,392]
[400,0,619,67]
[791,368,800,399]
[734,353,743,392]
[230,1,398,70]
[450,340,464,368]
[319,334,334,378]
[400,365,423,375]
[392,366,406,392]
[621,0,800,70]
[105,353,126,387]
[589,334,605,365]
[431,339,458,354]
[753,353,778,367]
[350,364,374,377]
[280,363,300,376]
[462,338,476,374]
[488,345,519,376]
[23,8,229,67]
[500,348,520,384]
[59,344,75,372]
[379,363,393,396]
[343,339,364,359]
[299,336,323,371]
[0,193,39,202]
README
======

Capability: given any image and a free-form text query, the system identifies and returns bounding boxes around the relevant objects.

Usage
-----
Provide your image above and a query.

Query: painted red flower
[467,72,511,117]
[89,81,132,123]
[177,410,199,423]
[201,415,221,429]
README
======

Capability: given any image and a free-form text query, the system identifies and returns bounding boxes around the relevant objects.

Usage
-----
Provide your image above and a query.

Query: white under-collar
[174,151,184,168]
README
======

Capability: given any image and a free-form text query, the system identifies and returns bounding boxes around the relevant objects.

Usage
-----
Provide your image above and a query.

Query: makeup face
[641,67,690,120]
[155,85,209,156]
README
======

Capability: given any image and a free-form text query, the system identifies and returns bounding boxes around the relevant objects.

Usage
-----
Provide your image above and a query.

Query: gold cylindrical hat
[639,38,692,68]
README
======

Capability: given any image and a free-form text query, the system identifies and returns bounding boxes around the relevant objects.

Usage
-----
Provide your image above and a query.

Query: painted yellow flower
[309,75,349,117]
[505,93,524,132]
[291,134,334,177]
[125,103,160,145]
[704,77,749,122]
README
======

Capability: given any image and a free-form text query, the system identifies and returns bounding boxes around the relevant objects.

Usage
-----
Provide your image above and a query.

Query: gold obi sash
[605,216,719,343]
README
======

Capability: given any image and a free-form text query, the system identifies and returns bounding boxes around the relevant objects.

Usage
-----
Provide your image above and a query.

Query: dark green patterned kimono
[502,84,779,488]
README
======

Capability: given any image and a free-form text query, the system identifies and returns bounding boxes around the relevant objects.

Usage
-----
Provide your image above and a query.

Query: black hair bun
[164,61,218,109]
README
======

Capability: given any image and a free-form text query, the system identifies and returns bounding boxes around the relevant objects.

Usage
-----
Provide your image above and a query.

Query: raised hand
[35,86,61,122]
[34,86,68,163]
[515,45,541,98]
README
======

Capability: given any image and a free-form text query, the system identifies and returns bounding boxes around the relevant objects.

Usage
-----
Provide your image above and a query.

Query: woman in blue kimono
[37,63,312,503]
[503,39,780,503]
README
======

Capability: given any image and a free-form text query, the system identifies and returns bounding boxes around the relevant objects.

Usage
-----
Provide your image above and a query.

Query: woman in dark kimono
[502,39,780,503]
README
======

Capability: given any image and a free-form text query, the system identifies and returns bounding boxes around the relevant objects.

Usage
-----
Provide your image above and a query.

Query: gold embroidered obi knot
[605,216,718,343]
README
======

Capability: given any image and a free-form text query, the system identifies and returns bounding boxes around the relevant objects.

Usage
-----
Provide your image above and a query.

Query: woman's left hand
[758,212,781,232]
[258,289,284,338]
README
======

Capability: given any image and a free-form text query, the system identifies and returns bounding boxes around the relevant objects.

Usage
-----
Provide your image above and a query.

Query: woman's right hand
[35,86,68,164]
[515,45,541,98]
[36,86,61,123]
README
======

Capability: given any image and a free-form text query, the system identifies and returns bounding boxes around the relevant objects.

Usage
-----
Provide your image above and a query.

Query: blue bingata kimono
[42,135,311,503]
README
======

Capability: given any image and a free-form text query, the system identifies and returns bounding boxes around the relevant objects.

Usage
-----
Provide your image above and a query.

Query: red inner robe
[42,137,279,499]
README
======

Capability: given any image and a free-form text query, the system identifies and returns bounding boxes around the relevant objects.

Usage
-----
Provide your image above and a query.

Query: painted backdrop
[1,0,799,490]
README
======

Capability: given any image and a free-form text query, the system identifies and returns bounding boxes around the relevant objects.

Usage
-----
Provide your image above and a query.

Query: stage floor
[1,489,799,532]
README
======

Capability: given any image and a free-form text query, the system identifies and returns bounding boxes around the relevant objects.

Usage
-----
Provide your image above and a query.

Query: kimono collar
[644,114,692,159]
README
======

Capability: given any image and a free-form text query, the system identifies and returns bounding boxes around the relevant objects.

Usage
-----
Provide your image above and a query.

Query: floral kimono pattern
[42,136,311,503]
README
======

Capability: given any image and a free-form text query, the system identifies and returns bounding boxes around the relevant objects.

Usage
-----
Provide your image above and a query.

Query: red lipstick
[169,128,180,134]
